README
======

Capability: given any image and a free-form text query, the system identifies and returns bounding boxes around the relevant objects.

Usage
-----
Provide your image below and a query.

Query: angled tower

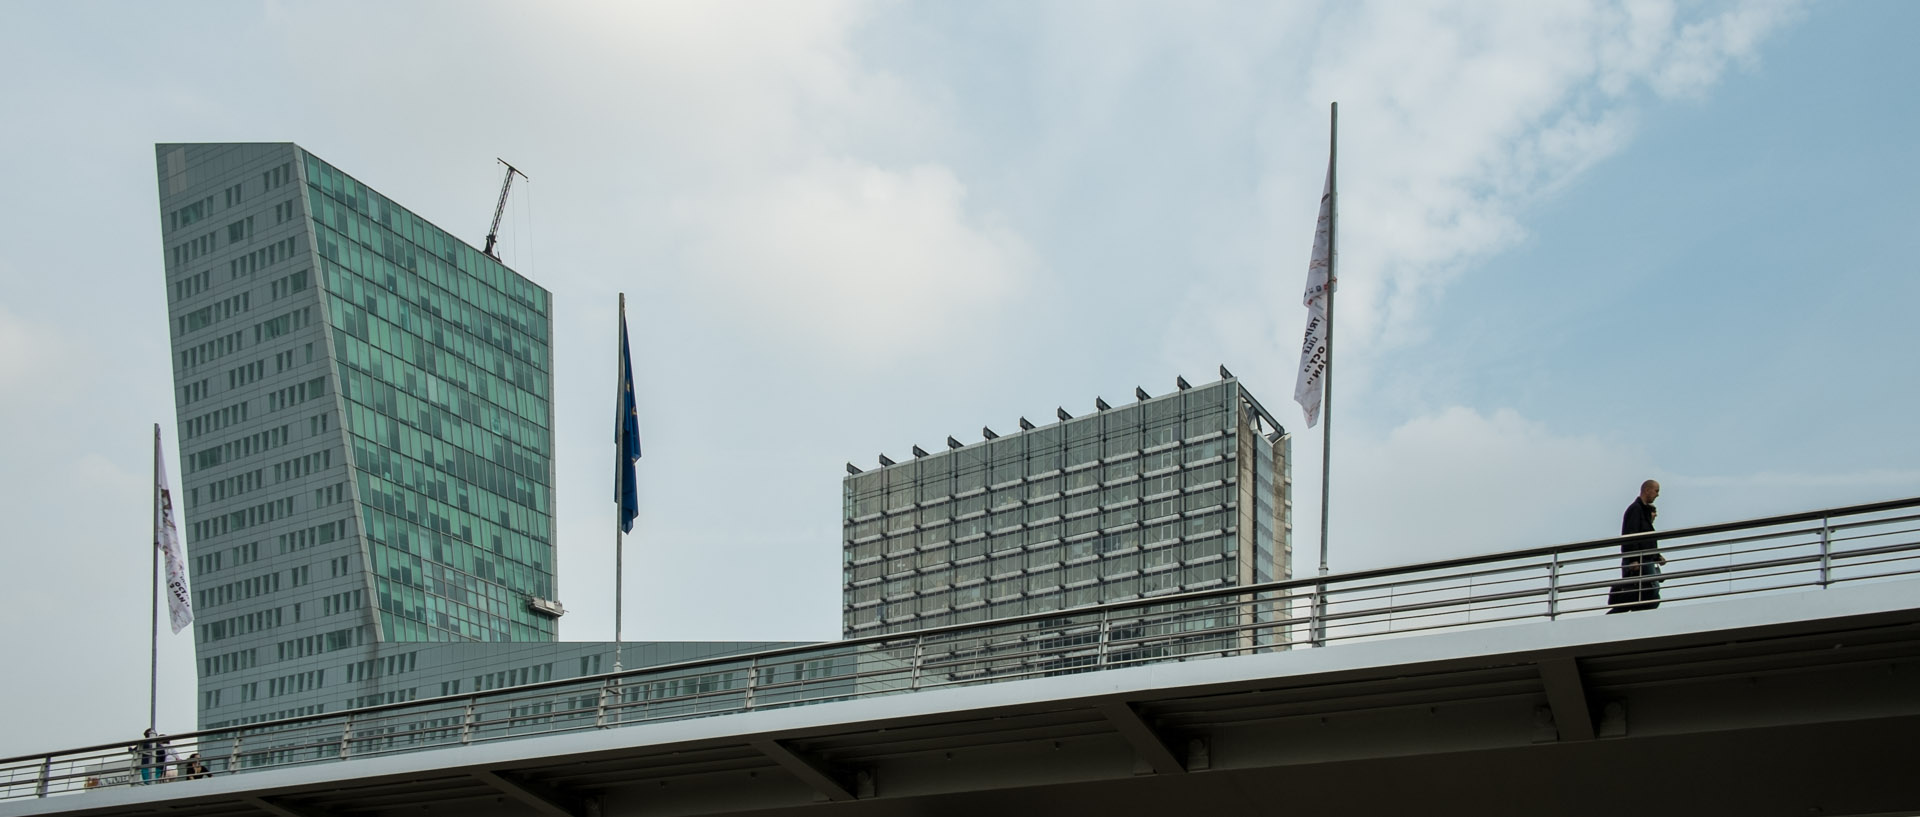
[159,144,781,731]
[158,142,557,724]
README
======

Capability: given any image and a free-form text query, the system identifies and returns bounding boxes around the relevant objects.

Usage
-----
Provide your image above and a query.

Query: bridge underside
[22,588,1920,817]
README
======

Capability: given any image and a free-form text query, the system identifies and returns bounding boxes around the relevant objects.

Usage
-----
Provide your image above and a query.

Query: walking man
[1607,480,1663,613]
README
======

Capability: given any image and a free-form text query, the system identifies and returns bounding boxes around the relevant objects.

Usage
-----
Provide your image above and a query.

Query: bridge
[5,497,1918,817]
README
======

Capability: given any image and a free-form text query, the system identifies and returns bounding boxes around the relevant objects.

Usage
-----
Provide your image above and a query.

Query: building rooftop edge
[847,374,1289,477]
[156,142,547,292]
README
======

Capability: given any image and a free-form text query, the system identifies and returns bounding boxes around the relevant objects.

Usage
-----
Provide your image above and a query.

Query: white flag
[155,429,192,633]
[1293,164,1335,427]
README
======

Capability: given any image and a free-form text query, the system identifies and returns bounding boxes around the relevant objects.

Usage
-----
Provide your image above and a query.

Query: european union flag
[616,298,642,533]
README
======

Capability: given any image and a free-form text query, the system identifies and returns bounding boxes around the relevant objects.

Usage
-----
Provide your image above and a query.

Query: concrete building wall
[159,143,378,728]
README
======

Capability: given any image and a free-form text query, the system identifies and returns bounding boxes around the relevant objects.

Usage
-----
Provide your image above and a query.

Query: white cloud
[1129,1,1812,583]
[1177,0,1808,406]
[1314,1,1799,363]
[1272,2,1811,570]
[0,303,39,391]
[1659,468,1920,527]
[1294,406,1920,580]
[1653,0,1803,98]
[0,298,97,419]
[1324,406,1652,571]
[1,449,179,757]
[668,159,1037,365]
[1677,469,1920,490]
[521,1,939,173]
[279,0,1012,364]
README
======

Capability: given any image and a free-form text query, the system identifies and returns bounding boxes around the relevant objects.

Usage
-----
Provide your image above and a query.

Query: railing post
[1548,554,1561,620]
[1819,515,1832,587]
[227,735,242,775]
[1097,607,1112,669]
[595,678,611,729]
[1239,593,1253,657]
[745,657,759,710]
[1311,582,1327,647]
[462,697,477,743]
[908,639,925,691]
[35,756,51,798]
[339,715,352,760]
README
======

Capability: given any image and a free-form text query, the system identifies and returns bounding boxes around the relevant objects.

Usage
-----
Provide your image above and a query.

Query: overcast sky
[2,0,1916,758]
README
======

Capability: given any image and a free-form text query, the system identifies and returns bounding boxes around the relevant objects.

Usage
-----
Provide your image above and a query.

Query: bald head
[1640,480,1661,504]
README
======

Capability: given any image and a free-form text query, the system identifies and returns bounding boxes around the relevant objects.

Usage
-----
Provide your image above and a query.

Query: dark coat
[1609,497,1664,611]
[1621,498,1658,553]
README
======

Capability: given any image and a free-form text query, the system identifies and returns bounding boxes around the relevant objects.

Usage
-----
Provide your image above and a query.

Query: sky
[2,0,1917,758]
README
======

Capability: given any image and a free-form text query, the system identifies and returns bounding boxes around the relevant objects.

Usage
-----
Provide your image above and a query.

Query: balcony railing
[5,496,1917,801]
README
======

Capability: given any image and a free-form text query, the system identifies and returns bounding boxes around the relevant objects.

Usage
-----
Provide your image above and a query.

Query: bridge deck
[5,498,1918,817]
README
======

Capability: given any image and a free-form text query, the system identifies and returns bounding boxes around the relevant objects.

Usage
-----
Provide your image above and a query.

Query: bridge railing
[6,496,1918,800]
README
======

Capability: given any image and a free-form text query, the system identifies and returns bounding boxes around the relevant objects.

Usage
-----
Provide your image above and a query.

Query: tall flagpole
[150,424,162,734]
[614,294,627,673]
[1319,102,1337,579]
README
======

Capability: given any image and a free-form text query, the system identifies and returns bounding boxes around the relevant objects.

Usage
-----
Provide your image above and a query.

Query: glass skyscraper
[159,144,784,731]
[304,152,559,644]
[842,378,1291,638]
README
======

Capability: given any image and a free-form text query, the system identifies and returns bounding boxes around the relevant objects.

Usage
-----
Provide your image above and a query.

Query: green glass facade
[303,154,558,643]
[164,144,800,733]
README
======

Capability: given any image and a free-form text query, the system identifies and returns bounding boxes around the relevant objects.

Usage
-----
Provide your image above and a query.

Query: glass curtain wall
[304,154,558,643]
[844,381,1270,637]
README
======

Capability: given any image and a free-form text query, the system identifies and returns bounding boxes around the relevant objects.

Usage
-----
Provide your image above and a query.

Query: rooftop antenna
[483,159,528,261]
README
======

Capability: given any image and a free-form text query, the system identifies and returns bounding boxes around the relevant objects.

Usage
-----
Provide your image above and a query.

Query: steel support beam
[1098,700,1186,774]
[243,795,326,817]
[471,769,594,817]
[750,739,855,802]
[1538,657,1596,741]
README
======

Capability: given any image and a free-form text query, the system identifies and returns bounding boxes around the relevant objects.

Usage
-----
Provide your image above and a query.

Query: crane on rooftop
[482,158,528,261]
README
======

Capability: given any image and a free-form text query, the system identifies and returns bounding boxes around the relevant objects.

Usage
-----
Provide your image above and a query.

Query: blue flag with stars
[616,297,642,533]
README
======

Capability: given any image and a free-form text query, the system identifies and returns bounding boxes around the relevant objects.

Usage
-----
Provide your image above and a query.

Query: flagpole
[1319,102,1337,580]
[614,294,627,673]
[150,424,162,734]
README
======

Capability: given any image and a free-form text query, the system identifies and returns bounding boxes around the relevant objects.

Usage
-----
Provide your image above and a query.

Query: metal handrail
[6,495,1919,799]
